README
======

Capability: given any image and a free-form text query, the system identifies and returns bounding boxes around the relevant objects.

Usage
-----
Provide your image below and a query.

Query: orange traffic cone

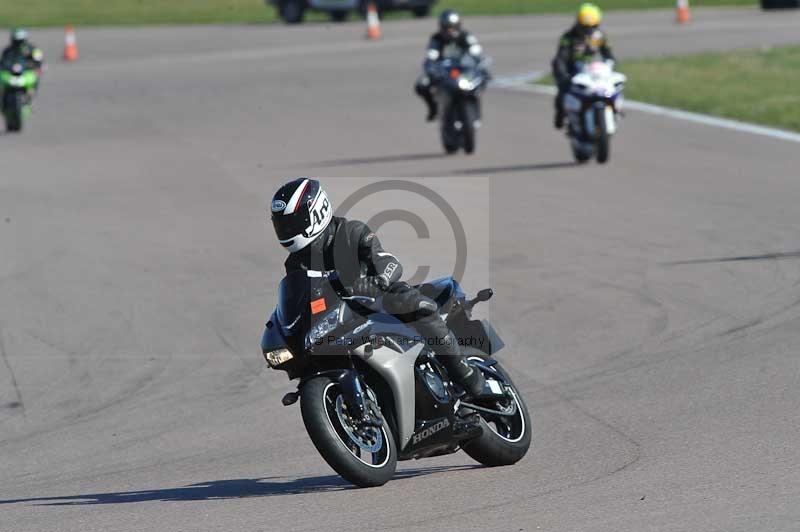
[365,2,381,40]
[63,25,78,61]
[676,0,691,24]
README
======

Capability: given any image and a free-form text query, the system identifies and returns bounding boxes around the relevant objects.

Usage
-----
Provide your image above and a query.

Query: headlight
[9,77,24,87]
[306,307,341,347]
[458,78,474,91]
[264,348,293,368]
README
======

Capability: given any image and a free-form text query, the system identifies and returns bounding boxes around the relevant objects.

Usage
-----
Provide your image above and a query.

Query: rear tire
[301,376,397,487]
[462,359,531,467]
[329,9,348,22]
[571,142,592,163]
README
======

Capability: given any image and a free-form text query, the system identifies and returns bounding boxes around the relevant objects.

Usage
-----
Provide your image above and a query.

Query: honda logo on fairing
[412,418,450,445]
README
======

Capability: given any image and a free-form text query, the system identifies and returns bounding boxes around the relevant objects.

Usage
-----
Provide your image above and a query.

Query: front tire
[460,99,478,154]
[596,108,610,164]
[3,92,22,132]
[441,103,460,154]
[301,376,397,487]
[461,359,531,466]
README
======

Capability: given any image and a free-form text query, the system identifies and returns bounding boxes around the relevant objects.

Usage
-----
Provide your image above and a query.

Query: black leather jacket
[1,42,44,70]
[284,217,403,289]
[552,25,614,84]
[423,31,483,76]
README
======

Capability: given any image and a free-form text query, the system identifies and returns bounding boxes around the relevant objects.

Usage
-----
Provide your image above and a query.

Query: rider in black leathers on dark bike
[414,9,485,122]
[270,178,502,401]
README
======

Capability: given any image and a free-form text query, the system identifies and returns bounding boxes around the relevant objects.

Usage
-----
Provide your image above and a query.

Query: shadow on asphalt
[0,465,482,506]
[449,161,578,175]
[665,250,800,266]
[310,152,448,167]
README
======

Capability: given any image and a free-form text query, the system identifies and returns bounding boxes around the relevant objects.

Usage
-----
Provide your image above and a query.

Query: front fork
[574,101,617,139]
[298,369,382,427]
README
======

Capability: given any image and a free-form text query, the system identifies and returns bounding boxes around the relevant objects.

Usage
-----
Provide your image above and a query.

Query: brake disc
[335,395,383,453]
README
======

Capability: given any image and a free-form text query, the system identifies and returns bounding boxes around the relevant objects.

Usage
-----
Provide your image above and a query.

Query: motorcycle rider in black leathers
[0,28,44,70]
[1,28,44,80]
[270,178,502,401]
[414,9,485,122]
[551,3,615,129]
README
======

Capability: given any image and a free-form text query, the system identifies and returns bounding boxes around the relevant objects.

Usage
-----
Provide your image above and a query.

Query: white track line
[493,73,800,145]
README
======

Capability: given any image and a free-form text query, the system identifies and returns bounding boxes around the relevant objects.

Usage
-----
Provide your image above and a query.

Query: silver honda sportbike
[261,270,531,487]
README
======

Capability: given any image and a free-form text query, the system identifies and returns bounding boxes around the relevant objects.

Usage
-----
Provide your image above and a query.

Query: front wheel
[4,94,23,132]
[440,103,460,154]
[461,358,531,466]
[596,110,610,164]
[301,376,397,487]
[460,99,479,154]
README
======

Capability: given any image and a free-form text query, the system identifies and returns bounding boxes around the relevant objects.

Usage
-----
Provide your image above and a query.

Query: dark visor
[272,209,311,241]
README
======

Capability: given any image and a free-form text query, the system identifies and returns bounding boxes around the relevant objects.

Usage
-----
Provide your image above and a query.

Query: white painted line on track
[494,73,800,145]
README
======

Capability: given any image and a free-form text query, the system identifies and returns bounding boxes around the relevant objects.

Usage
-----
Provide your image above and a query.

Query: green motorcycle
[1,62,39,132]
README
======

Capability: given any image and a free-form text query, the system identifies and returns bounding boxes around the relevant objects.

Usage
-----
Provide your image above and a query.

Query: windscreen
[276,270,315,335]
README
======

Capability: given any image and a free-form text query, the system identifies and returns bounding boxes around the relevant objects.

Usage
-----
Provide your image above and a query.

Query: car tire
[280,0,305,24]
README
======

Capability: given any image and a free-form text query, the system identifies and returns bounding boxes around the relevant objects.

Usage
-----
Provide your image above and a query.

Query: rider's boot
[435,332,504,401]
[425,99,439,122]
[554,109,565,129]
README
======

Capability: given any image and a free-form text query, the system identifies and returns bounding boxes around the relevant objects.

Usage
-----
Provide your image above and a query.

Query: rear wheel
[461,358,531,466]
[571,142,592,163]
[301,376,397,487]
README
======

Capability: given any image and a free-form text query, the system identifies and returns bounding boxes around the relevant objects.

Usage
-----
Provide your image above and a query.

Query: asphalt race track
[2,8,800,531]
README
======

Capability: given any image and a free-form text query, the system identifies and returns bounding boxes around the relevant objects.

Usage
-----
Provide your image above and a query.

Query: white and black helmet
[271,178,333,253]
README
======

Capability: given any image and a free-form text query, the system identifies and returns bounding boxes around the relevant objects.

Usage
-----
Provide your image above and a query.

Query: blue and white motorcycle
[564,60,626,164]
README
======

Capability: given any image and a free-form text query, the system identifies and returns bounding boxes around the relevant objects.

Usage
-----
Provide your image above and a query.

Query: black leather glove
[351,275,388,298]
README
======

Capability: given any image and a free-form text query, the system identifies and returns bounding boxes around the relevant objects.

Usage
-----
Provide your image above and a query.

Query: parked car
[760,0,799,7]
[268,0,436,24]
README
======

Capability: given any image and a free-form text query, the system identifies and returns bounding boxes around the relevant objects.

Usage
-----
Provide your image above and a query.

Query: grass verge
[619,45,800,132]
[1,0,755,28]
[449,0,754,16]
